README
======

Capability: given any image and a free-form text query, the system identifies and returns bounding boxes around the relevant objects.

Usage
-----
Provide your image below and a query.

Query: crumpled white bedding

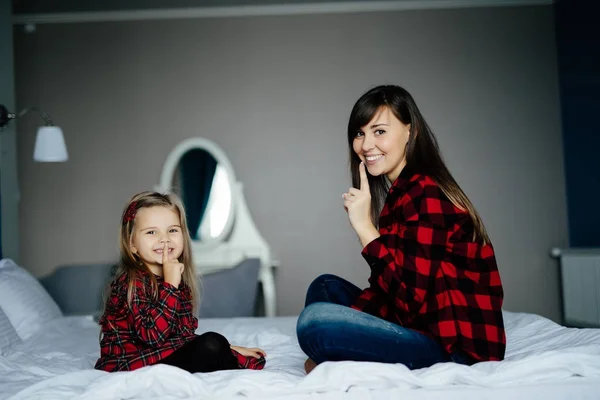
[2,311,600,400]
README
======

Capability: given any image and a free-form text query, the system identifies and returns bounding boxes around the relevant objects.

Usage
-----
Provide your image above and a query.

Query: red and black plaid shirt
[352,169,506,362]
[95,271,265,372]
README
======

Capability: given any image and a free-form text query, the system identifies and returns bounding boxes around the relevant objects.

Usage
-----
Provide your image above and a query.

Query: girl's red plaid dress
[95,272,264,372]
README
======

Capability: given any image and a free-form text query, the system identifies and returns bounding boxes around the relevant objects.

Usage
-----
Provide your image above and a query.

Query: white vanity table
[156,138,277,317]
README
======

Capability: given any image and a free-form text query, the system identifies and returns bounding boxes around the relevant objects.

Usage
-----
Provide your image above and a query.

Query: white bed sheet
[1,311,600,400]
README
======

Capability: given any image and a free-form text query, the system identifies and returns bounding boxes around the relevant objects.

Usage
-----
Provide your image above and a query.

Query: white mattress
[2,311,600,400]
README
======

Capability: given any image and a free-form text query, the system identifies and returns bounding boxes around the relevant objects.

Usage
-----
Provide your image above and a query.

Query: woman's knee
[307,274,337,292]
[297,302,347,338]
[305,274,343,306]
[296,303,349,363]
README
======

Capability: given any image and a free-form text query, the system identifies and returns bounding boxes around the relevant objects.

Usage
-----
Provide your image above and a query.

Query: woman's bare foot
[304,358,317,374]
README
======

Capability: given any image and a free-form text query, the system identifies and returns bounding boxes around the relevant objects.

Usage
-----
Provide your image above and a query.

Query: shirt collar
[389,165,417,194]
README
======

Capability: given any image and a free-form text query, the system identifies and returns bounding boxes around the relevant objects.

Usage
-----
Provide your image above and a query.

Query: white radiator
[551,248,600,327]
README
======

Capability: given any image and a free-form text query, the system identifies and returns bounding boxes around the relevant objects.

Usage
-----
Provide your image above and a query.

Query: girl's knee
[197,331,231,354]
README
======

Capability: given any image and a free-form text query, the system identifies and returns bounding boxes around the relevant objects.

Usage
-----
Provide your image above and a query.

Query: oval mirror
[158,138,236,247]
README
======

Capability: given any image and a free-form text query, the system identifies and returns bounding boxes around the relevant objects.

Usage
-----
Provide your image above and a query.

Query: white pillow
[0,307,22,355]
[0,258,62,340]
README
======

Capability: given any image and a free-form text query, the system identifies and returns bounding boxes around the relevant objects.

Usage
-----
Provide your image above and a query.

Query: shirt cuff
[161,281,180,293]
[361,235,381,258]
[231,349,266,370]
[361,237,390,284]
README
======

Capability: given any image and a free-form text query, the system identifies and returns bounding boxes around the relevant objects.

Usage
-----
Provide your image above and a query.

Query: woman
[296,85,505,373]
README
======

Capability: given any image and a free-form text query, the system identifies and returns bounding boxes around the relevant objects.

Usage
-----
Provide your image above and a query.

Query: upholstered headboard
[39,263,115,316]
[197,258,260,318]
[39,258,261,318]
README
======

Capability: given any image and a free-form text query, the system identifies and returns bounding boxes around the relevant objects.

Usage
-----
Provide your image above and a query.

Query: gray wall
[1,0,20,262]
[13,5,567,320]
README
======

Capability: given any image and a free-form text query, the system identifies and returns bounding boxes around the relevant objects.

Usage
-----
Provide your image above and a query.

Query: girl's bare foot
[304,358,317,374]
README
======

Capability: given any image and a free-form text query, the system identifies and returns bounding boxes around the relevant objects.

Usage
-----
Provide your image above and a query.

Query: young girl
[296,85,506,373]
[95,191,266,373]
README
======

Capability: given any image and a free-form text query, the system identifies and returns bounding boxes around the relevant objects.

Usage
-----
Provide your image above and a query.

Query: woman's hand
[343,162,380,247]
[230,345,267,359]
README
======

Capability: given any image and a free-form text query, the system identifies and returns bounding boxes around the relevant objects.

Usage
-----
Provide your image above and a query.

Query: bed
[3,139,600,399]
[2,259,600,400]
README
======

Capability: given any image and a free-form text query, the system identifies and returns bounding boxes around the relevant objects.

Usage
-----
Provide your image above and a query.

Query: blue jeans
[296,274,471,370]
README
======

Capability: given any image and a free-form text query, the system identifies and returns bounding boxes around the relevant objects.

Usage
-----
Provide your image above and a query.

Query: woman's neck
[386,159,406,183]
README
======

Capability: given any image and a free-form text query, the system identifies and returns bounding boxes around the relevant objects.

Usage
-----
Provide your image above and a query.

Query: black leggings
[158,332,239,373]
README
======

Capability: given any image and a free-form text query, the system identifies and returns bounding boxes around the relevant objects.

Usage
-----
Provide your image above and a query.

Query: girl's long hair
[103,191,200,317]
[347,85,490,244]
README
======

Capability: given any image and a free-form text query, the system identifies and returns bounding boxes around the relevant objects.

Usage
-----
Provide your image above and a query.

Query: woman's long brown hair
[347,85,490,244]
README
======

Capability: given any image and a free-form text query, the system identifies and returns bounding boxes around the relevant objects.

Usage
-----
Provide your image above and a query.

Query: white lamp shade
[33,126,68,162]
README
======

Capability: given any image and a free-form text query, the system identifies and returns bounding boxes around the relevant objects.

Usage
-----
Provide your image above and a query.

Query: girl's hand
[162,242,184,288]
[230,345,267,359]
[343,162,380,247]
